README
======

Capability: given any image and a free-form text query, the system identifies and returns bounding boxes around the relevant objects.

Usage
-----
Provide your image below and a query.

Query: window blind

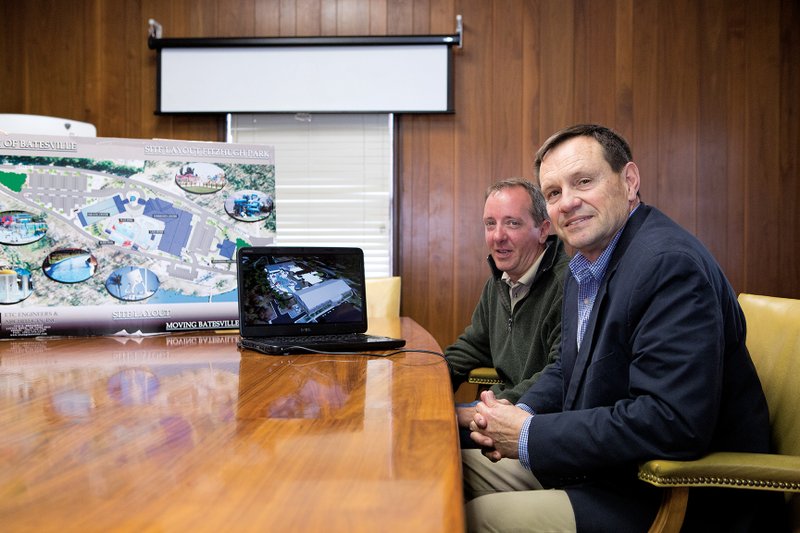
[231,113,395,277]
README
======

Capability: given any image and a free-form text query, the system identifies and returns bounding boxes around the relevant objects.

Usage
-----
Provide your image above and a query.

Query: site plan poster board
[0,134,275,338]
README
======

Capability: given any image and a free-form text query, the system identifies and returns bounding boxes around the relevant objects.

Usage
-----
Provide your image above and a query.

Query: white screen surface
[159,44,452,113]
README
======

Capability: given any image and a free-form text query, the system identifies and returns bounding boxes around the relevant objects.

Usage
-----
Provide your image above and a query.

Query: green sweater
[446,235,569,403]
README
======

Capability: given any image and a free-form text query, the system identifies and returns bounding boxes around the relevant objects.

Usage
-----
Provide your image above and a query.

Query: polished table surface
[0,318,464,532]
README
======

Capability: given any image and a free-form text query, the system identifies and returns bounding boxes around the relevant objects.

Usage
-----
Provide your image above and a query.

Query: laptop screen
[236,246,368,338]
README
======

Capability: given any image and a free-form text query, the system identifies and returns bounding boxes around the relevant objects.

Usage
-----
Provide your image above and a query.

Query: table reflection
[0,320,463,533]
[0,334,241,488]
[237,355,365,421]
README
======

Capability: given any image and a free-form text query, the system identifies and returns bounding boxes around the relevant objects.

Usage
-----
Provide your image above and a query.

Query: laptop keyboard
[271,333,367,345]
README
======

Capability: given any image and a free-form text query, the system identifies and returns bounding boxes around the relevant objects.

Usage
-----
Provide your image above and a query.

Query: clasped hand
[469,390,530,462]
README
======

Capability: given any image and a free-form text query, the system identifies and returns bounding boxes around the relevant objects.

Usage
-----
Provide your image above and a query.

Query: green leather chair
[467,366,503,386]
[463,366,502,402]
[365,276,401,318]
[639,293,800,532]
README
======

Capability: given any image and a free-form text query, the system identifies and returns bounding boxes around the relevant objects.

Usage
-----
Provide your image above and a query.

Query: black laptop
[236,246,406,355]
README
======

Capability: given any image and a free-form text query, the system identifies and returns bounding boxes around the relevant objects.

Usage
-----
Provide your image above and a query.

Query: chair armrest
[639,452,800,492]
[467,367,502,385]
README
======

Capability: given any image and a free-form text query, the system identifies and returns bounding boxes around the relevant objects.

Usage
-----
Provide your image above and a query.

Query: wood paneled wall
[2,0,798,349]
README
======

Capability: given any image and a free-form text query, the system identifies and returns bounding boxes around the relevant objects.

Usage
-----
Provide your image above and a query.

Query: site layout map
[0,134,275,338]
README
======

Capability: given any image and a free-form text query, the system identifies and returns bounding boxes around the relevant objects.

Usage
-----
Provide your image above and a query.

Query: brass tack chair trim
[467,377,503,385]
[638,471,800,492]
[467,367,503,385]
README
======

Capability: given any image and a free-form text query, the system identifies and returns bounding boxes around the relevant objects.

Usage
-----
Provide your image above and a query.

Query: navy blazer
[518,204,774,532]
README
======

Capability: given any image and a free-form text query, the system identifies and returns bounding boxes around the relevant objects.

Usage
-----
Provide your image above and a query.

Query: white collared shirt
[501,242,548,310]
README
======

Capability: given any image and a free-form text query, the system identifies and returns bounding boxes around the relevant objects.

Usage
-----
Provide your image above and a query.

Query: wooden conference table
[0,317,465,532]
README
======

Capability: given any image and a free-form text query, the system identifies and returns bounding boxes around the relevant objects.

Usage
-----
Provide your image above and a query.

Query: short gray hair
[485,178,549,226]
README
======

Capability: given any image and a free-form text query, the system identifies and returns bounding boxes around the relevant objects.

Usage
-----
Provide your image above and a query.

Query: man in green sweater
[446,178,569,440]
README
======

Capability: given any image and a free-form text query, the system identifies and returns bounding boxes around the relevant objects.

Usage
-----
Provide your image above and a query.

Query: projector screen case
[149,35,459,114]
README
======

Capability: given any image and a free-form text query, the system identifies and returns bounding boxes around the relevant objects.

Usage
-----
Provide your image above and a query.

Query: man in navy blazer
[463,125,783,532]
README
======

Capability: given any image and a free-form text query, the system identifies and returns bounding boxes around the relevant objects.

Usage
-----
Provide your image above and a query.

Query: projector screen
[156,43,454,114]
